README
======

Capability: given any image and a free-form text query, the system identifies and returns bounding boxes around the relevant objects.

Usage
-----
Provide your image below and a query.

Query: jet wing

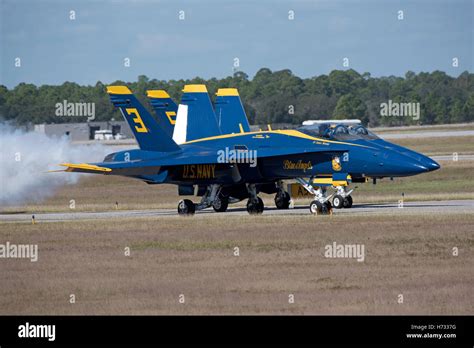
[57,147,347,175]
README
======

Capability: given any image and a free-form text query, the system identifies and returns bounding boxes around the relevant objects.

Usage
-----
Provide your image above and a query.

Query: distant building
[33,121,133,141]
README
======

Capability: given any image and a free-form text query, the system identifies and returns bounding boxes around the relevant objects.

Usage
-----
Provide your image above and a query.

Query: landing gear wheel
[343,195,353,208]
[212,196,229,212]
[275,191,291,209]
[247,197,264,215]
[178,199,195,215]
[323,201,333,215]
[309,200,322,214]
[332,195,345,209]
[310,200,332,215]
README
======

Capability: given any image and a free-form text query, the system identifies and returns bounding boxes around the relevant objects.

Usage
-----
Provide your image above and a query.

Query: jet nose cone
[424,157,440,172]
[408,162,429,174]
[388,153,429,176]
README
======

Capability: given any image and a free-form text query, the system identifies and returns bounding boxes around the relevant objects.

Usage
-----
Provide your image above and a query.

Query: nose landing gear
[295,178,333,215]
[332,186,354,209]
[309,200,332,215]
[342,195,353,208]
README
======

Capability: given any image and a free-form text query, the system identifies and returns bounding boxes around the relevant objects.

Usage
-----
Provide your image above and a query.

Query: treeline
[0,69,473,127]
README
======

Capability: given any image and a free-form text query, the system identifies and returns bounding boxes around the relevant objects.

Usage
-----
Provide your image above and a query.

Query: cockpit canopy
[296,123,380,141]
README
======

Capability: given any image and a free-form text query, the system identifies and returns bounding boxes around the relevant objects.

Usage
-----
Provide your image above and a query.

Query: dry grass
[0,214,473,315]
[391,136,474,155]
[353,160,474,202]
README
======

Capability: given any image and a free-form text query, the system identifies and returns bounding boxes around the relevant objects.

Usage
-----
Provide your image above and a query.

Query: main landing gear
[296,178,333,215]
[274,180,291,209]
[177,184,229,216]
[332,186,354,209]
[212,194,229,212]
[177,199,195,215]
[246,184,264,214]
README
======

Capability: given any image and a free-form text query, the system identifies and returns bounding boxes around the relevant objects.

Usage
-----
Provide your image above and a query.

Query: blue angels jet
[143,86,440,211]
[146,87,250,138]
[59,85,439,215]
[294,120,440,208]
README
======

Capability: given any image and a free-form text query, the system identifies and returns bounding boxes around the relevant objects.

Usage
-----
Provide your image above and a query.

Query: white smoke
[0,125,111,206]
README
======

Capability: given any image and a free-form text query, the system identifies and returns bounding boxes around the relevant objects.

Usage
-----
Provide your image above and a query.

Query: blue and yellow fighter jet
[60,85,439,215]
[144,87,440,211]
[295,121,440,208]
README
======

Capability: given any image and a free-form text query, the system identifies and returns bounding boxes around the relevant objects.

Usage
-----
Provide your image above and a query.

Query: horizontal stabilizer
[59,163,112,174]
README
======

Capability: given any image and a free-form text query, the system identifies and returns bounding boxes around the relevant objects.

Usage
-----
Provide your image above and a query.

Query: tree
[333,94,369,124]
[462,94,474,122]
[1,70,472,126]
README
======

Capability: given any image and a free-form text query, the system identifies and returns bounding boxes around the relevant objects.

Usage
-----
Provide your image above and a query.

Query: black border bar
[0,315,472,346]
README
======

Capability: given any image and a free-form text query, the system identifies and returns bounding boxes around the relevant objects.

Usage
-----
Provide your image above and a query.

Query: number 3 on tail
[126,108,148,133]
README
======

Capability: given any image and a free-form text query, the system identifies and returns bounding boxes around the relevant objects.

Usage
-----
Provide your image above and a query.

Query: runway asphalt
[432,154,474,161]
[1,200,472,223]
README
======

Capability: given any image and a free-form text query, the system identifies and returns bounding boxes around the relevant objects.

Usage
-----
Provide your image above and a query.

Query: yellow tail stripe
[183,84,207,93]
[147,90,170,98]
[106,86,132,95]
[216,88,239,96]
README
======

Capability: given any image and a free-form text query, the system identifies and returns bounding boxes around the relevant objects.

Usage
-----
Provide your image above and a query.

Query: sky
[1,0,472,88]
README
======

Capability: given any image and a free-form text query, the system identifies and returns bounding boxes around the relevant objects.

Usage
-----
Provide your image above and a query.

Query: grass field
[391,136,473,155]
[1,133,473,315]
[0,213,472,314]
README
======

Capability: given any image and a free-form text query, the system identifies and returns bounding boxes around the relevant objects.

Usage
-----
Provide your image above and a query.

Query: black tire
[323,201,333,215]
[256,197,264,213]
[247,197,264,215]
[332,195,344,209]
[178,199,195,215]
[212,196,229,212]
[310,200,332,215]
[343,195,353,208]
[275,191,291,209]
[309,200,323,214]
